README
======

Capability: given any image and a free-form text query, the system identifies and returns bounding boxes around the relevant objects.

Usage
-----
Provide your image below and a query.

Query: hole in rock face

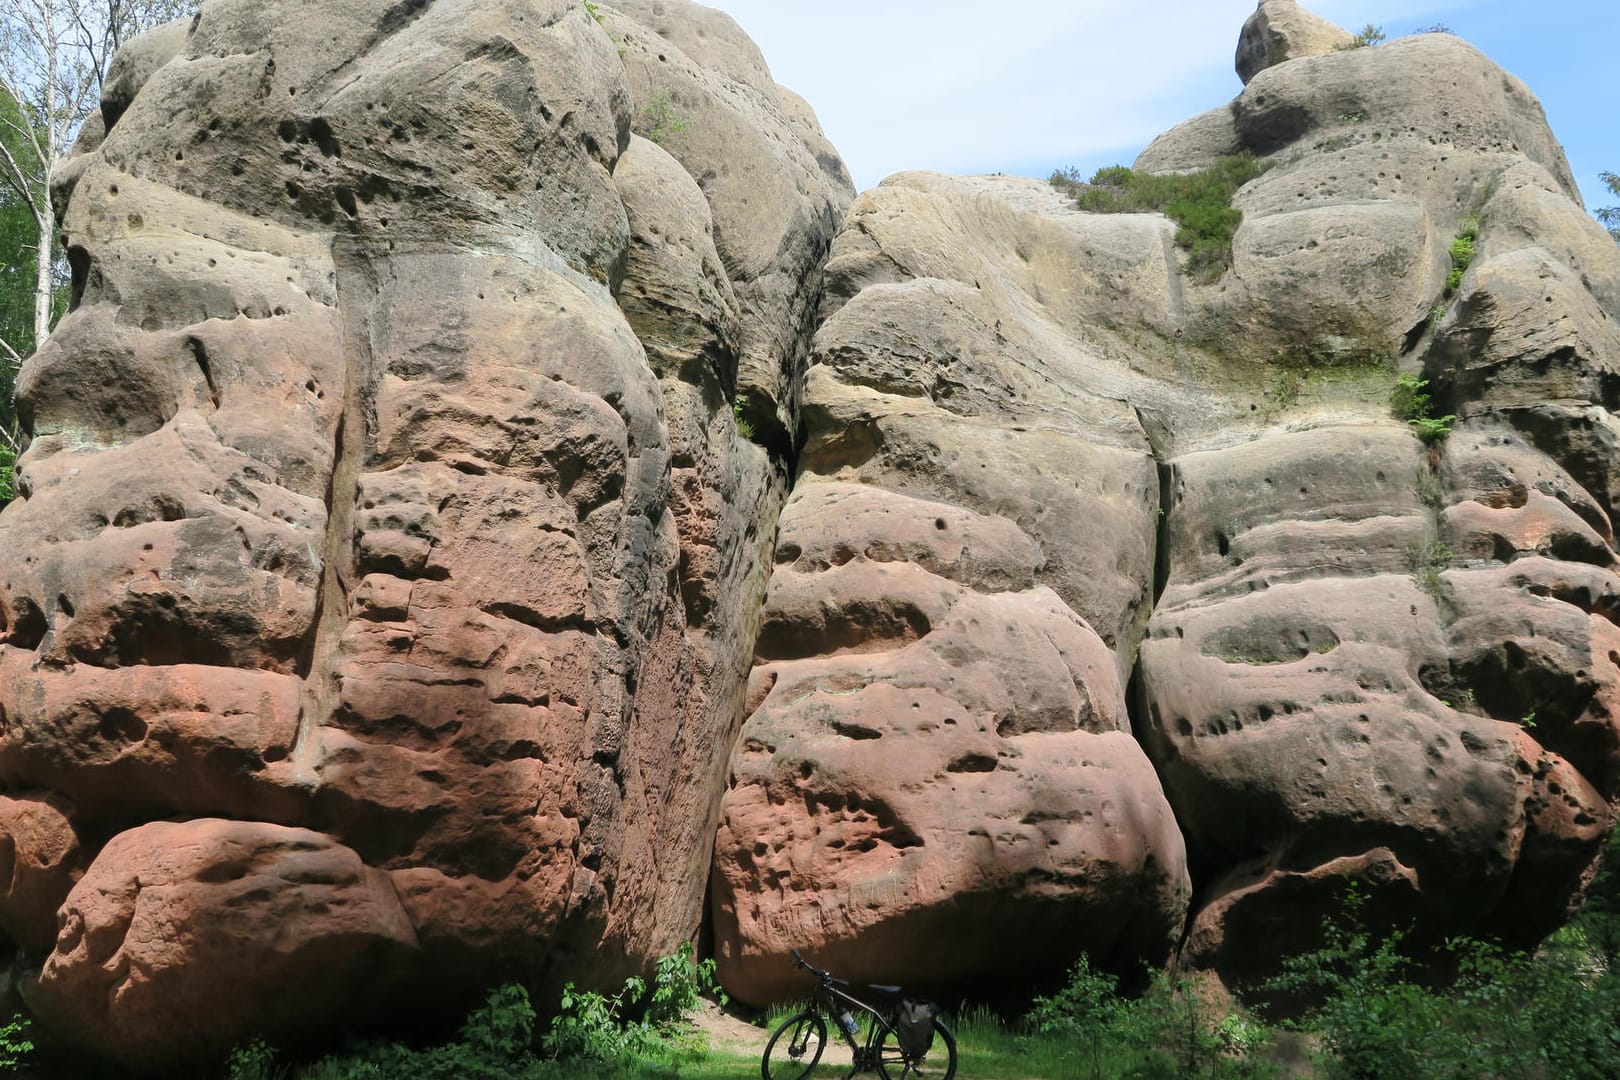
[97,707,149,744]
[946,752,998,774]
[4,599,46,650]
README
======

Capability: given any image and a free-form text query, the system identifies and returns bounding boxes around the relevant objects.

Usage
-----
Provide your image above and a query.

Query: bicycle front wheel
[762,1010,828,1080]
[876,1015,956,1080]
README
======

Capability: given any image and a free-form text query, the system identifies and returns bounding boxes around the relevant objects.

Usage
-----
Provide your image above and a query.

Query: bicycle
[761,949,957,1079]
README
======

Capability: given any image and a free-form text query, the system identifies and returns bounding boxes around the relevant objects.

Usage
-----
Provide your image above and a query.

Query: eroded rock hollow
[0,0,1615,1070]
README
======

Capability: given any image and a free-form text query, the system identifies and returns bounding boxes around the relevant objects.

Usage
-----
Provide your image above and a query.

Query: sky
[709,0,1613,220]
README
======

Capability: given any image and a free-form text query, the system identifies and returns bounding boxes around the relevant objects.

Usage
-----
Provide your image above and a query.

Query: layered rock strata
[0,0,848,1067]
[0,0,1616,1068]
[711,13,1620,1000]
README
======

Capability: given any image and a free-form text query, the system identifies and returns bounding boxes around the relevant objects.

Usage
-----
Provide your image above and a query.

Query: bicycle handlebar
[790,948,833,983]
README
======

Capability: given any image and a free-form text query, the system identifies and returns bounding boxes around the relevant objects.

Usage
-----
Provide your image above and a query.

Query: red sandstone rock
[29,820,417,1070]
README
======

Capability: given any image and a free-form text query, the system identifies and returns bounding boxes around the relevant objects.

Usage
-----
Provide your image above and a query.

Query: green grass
[1051,155,1272,281]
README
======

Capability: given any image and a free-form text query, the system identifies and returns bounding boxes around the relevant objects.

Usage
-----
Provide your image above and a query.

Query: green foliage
[641,90,689,147]
[1443,217,1479,297]
[1053,154,1271,281]
[1390,373,1454,445]
[1571,821,1620,966]
[0,1014,33,1073]
[0,443,13,503]
[583,0,604,23]
[1411,539,1453,597]
[1408,415,1455,445]
[225,1038,283,1080]
[1339,24,1387,49]
[650,942,726,1022]
[1267,890,1620,1080]
[1025,958,1277,1079]
[1598,171,1620,242]
[731,398,754,440]
[1389,373,1431,423]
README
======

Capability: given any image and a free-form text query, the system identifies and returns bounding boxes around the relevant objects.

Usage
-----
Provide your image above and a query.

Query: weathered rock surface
[1235,0,1354,85]
[0,0,847,1067]
[2,0,1617,1065]
[712,0,1620,1004]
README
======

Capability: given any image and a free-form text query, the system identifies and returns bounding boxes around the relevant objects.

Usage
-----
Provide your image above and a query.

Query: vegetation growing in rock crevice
[641,90,690,147]
[1391,373,1453,445]
[1443,217,1479,297]
[1050,154,1271,281]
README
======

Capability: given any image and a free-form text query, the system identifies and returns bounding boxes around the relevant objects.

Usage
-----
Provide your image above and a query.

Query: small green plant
[0,1014,33,1073]
[1390,373,1431,422]
[0,444,13,504]
[1053,154,1271,281]
[1391,374,1454,445]
[1338,112,1366,125]
[1340,24,1387,49]
[641,89,689,147]
[583,0,604,23]
[1409,415,1455,445]
[1444,217,1479,297]
[1412,539,1453,598]
[732,398,754,440]
[650,941,726,1021]
[1598,171,1620,242]
[1519,710,1536,729]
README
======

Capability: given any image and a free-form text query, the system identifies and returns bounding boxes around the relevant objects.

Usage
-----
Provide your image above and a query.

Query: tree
[1599,172,1620,243]
[0,0,190,433]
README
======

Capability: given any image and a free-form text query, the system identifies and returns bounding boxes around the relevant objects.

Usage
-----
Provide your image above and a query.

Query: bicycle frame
[812,978,893,1064]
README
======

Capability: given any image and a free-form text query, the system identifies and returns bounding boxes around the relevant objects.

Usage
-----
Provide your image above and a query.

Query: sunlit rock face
[711,6,1620,1002]
[0,0,848,1068]
[1,0,1616,1069]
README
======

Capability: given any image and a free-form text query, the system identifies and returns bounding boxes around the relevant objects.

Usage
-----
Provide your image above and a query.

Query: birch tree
[0,0,190,396]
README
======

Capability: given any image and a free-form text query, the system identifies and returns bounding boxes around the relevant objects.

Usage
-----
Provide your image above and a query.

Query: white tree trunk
[31,198,51,351]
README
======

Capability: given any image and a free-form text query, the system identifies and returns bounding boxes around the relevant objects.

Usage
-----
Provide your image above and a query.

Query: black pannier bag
[895,998,940,1058]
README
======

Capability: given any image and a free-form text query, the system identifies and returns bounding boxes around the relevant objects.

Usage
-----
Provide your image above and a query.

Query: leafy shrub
[1391,373,1454,445]
[0,1015,32,1074]
[1408,415,1455,445]
[1052,155,1271,281]
[0,444,13,503]
[1339,24,1387,49]
[1026,958,1277,1079]
[1389,373,1431,422]
[641,90,689,147]
[649,942,725,1022]
[1598,171,1620,242]
[1444,217,1479,297]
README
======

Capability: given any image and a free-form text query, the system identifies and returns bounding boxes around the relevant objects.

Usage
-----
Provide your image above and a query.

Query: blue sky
[713,0,1613,220]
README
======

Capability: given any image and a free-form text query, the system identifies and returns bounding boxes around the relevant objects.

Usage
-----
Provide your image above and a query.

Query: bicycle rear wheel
[875,1015,956,1079]
[762,1010,828,1080]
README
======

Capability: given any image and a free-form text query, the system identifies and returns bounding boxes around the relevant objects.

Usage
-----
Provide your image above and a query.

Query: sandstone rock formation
[710,7,1620,1003]
[0,0,847,1067]
[0,0,1616,1070]
[1235,0,1355,85]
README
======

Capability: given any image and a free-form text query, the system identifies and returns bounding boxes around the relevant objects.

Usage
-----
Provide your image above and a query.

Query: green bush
[1265,887,1620,1080]
[1443,217,1479,297]
[1598,171,1620,242]
[0,1015,32,1074]
[1408,415,1455,445]
[1026,958,1277,1079]
[1339,24,1387,49]
[641,90,689,147]
[1052,154,1271,281]
[0,444,14,504]
[1391,373,1454,445]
